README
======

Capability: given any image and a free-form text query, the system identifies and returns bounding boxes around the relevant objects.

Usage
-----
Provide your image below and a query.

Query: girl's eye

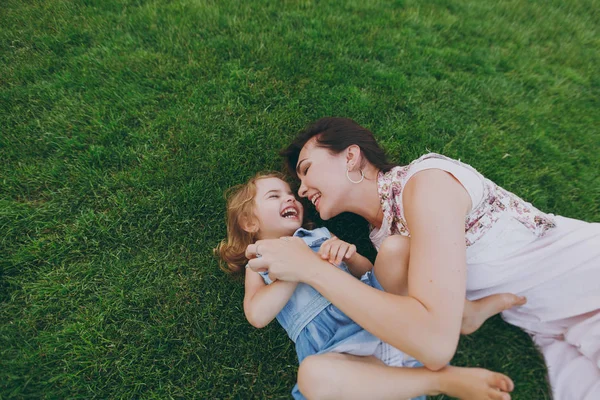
[269,194,279,199]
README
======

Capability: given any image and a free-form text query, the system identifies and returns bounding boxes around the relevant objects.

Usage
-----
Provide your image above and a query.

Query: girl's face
[296,139,349,220]
[253,177,304,240]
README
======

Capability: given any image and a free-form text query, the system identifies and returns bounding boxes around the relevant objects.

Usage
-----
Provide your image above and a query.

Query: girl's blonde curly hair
[214,171,290,277]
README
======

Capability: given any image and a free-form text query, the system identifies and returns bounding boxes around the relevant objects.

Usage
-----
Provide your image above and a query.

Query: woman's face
[296,139,349,220]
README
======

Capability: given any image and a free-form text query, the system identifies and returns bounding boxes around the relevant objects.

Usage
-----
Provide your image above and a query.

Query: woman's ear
[345,145,362,170]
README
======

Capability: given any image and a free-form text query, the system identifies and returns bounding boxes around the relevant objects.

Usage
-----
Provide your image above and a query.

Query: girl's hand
[318,236,357,266]
[246,237,326,282]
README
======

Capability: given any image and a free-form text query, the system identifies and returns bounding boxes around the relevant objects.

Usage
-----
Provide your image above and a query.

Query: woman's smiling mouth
[310,193,321,209]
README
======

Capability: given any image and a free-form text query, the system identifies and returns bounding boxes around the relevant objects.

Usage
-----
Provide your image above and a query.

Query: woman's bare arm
[402,169,470,364]
[247,170,470,369]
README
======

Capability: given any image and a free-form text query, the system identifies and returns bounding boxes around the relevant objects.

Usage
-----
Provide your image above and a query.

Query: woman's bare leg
[461,293,526,334]
[374,235,527,335]
[297,352,513,400]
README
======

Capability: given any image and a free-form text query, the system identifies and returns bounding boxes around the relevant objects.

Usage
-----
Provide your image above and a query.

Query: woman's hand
[318,235,357,266]
[246,237,326,282]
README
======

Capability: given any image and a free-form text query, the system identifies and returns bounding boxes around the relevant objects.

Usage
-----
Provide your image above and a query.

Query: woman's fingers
[246,236,332,282]
[246,239,280,259]
[245,242,260,259]
[247,256,269,272]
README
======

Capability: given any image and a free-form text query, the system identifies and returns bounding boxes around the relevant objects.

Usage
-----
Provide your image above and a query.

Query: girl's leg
[373,235,411,295]
[374,235,526,335]
[297,352,513,400]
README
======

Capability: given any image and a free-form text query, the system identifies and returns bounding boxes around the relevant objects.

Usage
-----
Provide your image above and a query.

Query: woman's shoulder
[408,153,485,179]
[411,153,479,171]
[382,153,487,211]
[382,153,483,182]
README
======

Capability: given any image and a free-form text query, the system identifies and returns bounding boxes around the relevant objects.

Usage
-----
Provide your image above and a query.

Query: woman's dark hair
[280,117,397,178]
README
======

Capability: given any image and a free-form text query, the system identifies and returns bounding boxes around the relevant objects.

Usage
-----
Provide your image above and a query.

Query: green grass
[1,0,598,398]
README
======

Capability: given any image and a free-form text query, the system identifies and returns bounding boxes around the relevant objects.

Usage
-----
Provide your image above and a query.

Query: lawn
[1,0,598,398]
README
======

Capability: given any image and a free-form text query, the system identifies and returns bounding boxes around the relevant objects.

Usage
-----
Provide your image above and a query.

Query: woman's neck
[346,168,384,228]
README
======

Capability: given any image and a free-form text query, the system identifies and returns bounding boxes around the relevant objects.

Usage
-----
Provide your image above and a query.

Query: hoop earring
[346,168,364,184]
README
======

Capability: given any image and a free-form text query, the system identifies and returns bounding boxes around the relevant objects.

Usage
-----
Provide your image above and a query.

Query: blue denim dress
[257,227,424,400]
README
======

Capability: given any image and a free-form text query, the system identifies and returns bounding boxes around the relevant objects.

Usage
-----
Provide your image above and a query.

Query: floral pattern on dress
[373,153,556,246]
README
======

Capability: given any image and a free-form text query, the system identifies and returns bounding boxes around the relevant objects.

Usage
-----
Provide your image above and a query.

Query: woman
[246,117,600,399]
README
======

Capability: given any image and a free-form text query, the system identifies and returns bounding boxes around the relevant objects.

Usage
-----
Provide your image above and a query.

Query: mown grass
[1,0,598,398]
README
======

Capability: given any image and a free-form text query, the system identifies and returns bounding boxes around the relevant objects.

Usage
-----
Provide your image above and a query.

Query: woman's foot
[436,365,514,400]
[461,293,526,335]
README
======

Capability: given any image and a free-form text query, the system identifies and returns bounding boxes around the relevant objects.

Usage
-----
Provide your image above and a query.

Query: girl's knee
[375,236,411,294]
[379,235,410,255]
[297,354,339,399]
[375,235,410,274]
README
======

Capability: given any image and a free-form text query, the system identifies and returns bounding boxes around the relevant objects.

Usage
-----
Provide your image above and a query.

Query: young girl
[216,172,515,400]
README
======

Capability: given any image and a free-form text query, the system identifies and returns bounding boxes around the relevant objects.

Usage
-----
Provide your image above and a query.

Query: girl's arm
[318,235,373,278]
[243,267,298,329]
[247,170,470,370]
[344,252,373,278]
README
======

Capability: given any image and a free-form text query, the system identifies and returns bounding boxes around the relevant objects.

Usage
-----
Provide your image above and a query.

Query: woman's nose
[298,181,307,198]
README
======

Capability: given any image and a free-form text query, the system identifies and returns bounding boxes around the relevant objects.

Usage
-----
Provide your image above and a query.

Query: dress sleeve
[404,155,485,211]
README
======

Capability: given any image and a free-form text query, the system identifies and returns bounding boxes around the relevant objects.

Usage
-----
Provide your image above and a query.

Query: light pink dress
[370,153,600,400]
